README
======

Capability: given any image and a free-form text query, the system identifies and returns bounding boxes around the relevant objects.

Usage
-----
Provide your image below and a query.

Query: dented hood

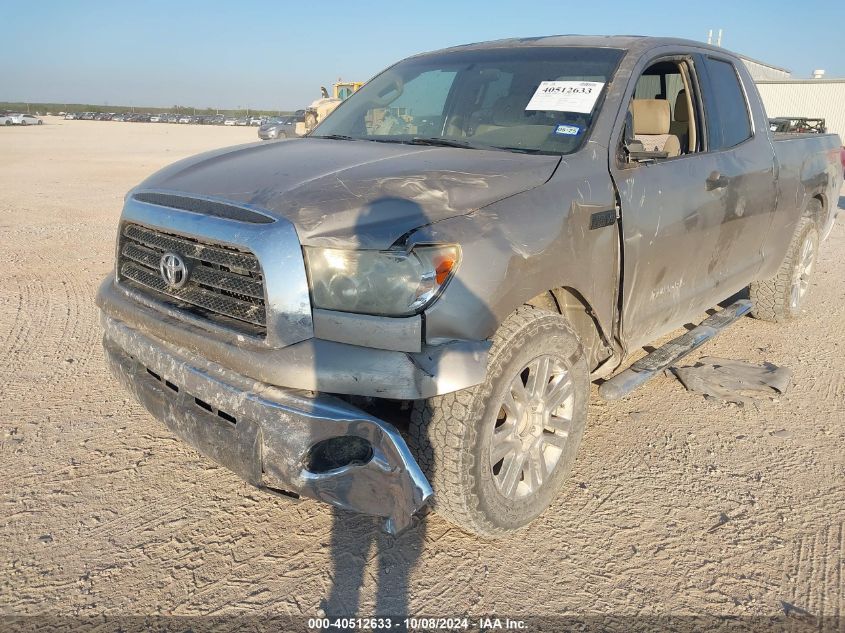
[137,138,560,248]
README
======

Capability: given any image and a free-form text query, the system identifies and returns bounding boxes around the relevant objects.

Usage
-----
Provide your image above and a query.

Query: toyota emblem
[159,252,189,289]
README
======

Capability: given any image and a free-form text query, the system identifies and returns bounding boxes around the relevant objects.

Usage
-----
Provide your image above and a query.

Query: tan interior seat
[669,90,689,146]
[632,99,680,157]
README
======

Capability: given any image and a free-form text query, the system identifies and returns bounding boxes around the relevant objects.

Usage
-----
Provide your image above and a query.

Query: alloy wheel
[489,355,575,500]
[790,233,816,309]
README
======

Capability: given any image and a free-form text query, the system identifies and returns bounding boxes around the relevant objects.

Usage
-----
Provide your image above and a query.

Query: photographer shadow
[319,509,425,631]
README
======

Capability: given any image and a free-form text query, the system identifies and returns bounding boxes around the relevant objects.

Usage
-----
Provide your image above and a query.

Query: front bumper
[97,278,490,400]
[102,314,433,533]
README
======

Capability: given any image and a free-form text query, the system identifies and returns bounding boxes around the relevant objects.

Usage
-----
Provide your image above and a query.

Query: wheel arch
[525,287,615,372]
[807,192,826,223]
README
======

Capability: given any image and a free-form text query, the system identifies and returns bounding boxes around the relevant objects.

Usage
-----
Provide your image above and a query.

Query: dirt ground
[1,119,843,628]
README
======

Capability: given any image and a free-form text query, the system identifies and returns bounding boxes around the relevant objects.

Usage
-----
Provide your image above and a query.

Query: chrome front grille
[118,223,266,336]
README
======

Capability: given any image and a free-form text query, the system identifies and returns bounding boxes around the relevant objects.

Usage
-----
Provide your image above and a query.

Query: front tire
[750,212,819,322]
[409,305,589,537]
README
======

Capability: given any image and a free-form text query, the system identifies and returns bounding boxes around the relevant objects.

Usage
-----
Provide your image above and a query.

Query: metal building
[739,55,791,81]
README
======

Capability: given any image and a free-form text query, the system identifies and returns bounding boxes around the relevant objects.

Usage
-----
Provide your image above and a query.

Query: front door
[612,142,726,349]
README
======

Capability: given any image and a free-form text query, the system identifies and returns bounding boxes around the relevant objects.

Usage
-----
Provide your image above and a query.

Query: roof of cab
[414,35,728,58]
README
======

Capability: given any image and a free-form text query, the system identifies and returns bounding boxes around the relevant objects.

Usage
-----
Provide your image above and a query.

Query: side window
[627,60,701,159]
[702,57,752,149]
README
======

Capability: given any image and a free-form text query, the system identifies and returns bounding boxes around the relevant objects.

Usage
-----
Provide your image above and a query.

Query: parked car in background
[249,116,263,126]
[112,114,127,122]
[0,113,15,126]
[235,118,249,126]
[223,116,238,126]
[80,112,95,120]
[258,115,300,140]
[64,113,78,120]
[150,115,162,123]
[11,114,43,125]
[178,115,192,124]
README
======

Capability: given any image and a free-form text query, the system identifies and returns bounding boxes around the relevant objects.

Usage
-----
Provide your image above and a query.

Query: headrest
[674,90,689,123]
[491,95,526,126]
[632,99,670,135]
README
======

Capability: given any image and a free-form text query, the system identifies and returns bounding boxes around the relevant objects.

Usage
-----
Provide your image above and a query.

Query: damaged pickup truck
[97,36,843,536]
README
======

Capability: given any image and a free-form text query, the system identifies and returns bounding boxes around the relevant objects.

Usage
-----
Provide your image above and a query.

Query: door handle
[706,171,731,190]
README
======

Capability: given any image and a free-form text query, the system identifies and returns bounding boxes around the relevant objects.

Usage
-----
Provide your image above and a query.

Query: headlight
[303,244,460,316]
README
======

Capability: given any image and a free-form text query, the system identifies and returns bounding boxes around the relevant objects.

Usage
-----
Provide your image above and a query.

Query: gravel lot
[1,119,843,628]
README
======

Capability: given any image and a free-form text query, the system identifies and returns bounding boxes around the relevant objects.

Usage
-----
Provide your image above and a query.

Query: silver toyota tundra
[97,36,843,536]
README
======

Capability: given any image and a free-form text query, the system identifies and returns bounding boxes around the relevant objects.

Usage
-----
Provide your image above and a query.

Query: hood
[136,138,560,248]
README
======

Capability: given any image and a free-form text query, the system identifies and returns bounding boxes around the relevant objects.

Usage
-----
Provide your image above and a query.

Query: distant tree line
[0,102,295,117]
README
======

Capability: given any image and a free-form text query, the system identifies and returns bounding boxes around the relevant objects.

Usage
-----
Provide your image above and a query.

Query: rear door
[696,54,777,285]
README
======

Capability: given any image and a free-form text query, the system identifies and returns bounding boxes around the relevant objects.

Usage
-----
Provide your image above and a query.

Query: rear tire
[750,211,819,322]
[408,305,589,537]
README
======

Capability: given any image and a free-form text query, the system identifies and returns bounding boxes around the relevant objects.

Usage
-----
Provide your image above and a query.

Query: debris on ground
[707,512,731,532]
[670,357,792,406]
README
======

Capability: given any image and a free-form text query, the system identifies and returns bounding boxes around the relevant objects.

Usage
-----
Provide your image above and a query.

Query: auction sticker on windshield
[525,81,605,113]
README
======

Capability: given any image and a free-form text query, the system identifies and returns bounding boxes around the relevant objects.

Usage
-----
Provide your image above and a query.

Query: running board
[599,299,753,401]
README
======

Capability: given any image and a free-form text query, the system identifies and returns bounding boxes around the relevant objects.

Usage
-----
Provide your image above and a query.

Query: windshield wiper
[310,134,358,141]
[408,137,480,149]
[492,146,548,154]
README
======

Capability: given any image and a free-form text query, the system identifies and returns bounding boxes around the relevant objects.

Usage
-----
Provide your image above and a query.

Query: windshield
[313,46,623,154]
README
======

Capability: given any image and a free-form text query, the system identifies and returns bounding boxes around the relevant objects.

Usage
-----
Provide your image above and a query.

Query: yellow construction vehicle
[296,80,364,136]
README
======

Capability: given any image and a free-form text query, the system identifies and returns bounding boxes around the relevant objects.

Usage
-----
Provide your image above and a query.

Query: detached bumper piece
[102,317,432,534]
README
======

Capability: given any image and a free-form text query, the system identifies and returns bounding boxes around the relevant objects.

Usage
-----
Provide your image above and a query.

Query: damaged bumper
[101,314,433,534]
[96,278,490,400]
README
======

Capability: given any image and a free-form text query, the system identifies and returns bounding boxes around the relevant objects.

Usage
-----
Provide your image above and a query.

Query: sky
[1,0,843,111]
